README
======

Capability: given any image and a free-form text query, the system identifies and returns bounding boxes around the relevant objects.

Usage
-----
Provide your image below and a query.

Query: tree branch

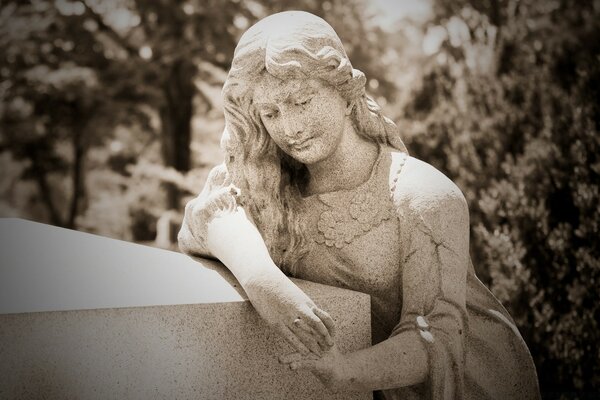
[81,1,140,57]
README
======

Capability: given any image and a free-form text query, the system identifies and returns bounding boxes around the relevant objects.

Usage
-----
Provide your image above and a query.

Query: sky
[369,0,433,29]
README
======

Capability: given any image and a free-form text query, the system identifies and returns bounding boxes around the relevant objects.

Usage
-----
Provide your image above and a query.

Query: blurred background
[0,0,598,397]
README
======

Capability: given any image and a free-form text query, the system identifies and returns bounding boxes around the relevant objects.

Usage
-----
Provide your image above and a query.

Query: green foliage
[404,1,600,395]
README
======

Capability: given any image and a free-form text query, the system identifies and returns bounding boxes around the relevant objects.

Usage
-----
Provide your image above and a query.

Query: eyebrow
[253,80,317,106]
[292,87,316,99]
[254,102,278,109]
[270,87,317,105]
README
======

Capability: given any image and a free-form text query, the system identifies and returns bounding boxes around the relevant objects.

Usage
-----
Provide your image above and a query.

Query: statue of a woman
[178,11,540,399]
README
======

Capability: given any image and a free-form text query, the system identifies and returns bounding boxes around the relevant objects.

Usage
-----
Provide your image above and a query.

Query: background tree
[402,0,600,396]
[1,0,257,236]
[0,0,396,238]
[0,1,107,228]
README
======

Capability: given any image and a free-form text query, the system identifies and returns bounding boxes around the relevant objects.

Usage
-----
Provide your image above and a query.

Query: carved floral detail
[314,178,393,248]
[308,149,407,249]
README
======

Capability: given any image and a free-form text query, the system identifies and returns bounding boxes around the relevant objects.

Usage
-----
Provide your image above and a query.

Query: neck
[305,123,379,195]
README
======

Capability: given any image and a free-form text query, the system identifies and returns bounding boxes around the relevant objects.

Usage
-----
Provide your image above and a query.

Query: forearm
[206,207,287,286]
[340,330,428,392]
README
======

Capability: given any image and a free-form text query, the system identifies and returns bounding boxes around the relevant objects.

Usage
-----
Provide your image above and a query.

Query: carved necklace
[305,147,407,248]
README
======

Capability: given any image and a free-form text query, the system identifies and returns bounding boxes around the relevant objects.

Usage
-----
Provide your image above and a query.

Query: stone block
[0,218,371,399]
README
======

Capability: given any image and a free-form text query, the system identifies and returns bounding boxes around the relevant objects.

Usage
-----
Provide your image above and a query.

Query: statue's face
[253,74,349,165]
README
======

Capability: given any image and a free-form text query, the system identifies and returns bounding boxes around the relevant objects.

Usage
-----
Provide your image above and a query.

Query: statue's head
[218,11,405,272]
[227,10,363,99]
[221,11,405,163]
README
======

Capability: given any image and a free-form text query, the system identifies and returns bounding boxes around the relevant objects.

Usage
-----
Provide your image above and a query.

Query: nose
[280,108,304,139]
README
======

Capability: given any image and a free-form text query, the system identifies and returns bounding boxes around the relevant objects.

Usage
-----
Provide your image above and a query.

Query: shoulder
[388,153,469,228]
[391,155,467,208]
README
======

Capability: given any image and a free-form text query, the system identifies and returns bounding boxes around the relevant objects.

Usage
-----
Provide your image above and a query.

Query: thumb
[290,359,317,371]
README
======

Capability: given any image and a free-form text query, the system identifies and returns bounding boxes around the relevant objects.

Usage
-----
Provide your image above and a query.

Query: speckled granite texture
[0,219,371,399]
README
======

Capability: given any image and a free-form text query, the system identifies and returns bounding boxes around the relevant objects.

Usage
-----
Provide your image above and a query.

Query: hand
[183,184,239,251]
[194,184,240,221]
[245,271,336,356]
[279,345,349,393]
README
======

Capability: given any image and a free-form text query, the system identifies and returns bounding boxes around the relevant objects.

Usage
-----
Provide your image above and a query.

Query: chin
[290,152,327,166]
[288,145,333,165]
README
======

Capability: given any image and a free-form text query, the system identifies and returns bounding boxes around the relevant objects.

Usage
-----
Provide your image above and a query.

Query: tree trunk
[159,58,195,212]
[32,160,63,227]
[66,119,88,229]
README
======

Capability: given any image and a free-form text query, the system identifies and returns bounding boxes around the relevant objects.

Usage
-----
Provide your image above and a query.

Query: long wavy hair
[221,11,407,275]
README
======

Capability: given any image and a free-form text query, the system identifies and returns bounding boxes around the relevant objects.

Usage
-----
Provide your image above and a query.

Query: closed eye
[261,110,278,120]
[296,97,313,106]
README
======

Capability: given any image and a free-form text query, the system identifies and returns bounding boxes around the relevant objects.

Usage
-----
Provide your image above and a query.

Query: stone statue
[178,11,540,399]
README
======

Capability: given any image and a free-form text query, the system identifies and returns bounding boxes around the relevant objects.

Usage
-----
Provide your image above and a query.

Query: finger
[302,309,333,346]
[227,184,241,197]
[221,191,237,211]
[213,195,236,215]
[213,198,225,211]
[190,200,205,222]
[212,188,231,202]
[279,352,319,365]
[312,308,335,346]
[191,206,210,234]
[280,325,310,356]
[216,196,231,210]
[290,359,316,371]
[313,307,337,339]
[290,324,323,357]
[184,198,196,220]
[226,195,237,212]
[279,352,302,364]
[293,318,313,334]
[294,318,330,350]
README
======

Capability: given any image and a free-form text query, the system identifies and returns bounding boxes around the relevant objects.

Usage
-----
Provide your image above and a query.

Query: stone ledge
[0,218,372,399]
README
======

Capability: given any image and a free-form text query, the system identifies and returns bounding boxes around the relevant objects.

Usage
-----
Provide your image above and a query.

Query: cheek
[311,105,337,127]
[320,97,345,121]
[262,121,284,142]
[314,108,344,134]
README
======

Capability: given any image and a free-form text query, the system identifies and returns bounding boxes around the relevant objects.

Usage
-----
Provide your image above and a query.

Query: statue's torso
[294,147,405,344]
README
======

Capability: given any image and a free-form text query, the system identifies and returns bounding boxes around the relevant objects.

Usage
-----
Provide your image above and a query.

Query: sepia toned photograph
[0,1,598,399]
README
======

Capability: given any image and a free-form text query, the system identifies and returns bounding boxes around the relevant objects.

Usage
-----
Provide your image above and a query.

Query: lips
[290,137,313,150]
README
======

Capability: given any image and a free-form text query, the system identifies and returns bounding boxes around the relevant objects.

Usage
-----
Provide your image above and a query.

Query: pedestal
[0,218,371,399]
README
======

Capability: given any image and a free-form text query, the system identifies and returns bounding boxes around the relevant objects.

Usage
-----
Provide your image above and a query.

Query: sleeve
[389,169,470,400]
[177,163,230,259]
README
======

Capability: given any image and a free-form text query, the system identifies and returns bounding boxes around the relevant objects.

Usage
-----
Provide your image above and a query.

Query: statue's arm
[343,178,468,394]
[178,164,335,356]
[178,163,230,259]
